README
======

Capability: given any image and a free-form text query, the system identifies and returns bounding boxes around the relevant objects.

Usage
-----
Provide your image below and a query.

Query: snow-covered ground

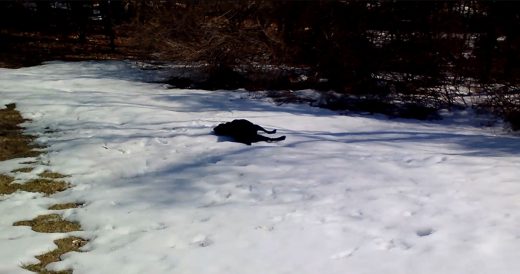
[0,61,519,274]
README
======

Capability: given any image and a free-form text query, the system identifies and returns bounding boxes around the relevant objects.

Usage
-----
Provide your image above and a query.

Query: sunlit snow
[1,61,519,274]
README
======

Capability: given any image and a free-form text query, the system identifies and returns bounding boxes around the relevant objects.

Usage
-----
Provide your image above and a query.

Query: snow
[1,61,520,274]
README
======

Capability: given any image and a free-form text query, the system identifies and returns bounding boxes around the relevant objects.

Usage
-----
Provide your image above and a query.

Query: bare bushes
[123,1,520,124]
[126,2,278,65]
[125,1,291,90]
[477,85,520,130]
[3,2,520,124]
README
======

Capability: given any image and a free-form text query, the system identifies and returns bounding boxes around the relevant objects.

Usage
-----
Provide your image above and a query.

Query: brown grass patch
[39,171,69,179]
[13,214,81,233]
[13,167,35,173]
[0,103,42,161]
[48,203,84,210]
[21,161,39,164]
[1,103,86,273]
[20,179,70,195]
[0,176,70,196]
[0,134,41,161]
[0,174,17,194]
[22,236,88,274]
[0,104,68,196]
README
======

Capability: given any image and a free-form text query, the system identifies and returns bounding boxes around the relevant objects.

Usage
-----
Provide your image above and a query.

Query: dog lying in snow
[213,119,286,145]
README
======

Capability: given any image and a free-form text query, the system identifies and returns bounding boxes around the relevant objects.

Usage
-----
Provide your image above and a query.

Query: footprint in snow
[373,238,411,250]
[404,155,448,166]
[255,225,274,231]
[373,238,396,250]
[416,227,435,237]
[426,156,448,165]
[154,137,169,145]
[348,209,364,220]
[330,247,358,259]
[191,234,213,247]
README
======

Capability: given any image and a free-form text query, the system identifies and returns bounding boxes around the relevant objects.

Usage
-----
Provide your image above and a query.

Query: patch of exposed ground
[0,104,87,274]
[13,212,88,274]
[22,237,88,274]
[0,104,70,196]
[21,161,39,165]
[48,203,84,210]
[0,177,70,196]
[22,178,70,195]
[13,214,81,233]
[40,171,69,179]
[12,167,35,173]
[0,174,16,194]
[0,103,42,161]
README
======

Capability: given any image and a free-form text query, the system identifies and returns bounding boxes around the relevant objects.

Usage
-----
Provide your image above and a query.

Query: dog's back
[213,119,258,136]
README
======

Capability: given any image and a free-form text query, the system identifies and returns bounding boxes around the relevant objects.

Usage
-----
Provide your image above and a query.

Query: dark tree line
[1,1,519,127]
[122,0,520,125]
[0,0,121,49]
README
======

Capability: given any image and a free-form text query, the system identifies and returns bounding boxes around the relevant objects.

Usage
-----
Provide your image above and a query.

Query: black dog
[214,119,286,145]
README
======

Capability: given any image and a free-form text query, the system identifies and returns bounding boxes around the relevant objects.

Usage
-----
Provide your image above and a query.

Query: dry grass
[0,174,17,194]
[2,103,87,273]
[0,103,42,161]
[22,236,88,274]
[1,104,69,195]
[39,171,69,179]
[0,178,70,196]
[13,214,81,233]
[48,203,84,210]
[21,179,70,195]
[0,103,23,125]
[21,161,39,164]
[0,104,70,196]
[14,213,85,273]
[13,167,35,173]
[0,134,41,161]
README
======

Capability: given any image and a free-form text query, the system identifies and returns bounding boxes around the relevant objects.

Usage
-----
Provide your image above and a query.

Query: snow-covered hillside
[1,61,519,274]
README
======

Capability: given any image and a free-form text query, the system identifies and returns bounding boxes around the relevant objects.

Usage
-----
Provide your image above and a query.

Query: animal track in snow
[403,155,448,167]
[373,238,411,250]
[154,137,169,145]
[255,225,274,231]
[416,227,435,237]
[402,210,415,217]
[348,209,364,220]
[204,189,232,205]
[330,247,358,259]
[426,156,448,164]
[191,234,213,247]
[373,238,396,250]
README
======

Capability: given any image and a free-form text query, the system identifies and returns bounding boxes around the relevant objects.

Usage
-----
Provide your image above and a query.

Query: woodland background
[1,1,519,128]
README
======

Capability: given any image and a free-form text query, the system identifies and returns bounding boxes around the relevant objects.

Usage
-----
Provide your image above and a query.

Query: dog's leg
[251,135,273,143]
[246,135,286,144]
[266,136,286,143]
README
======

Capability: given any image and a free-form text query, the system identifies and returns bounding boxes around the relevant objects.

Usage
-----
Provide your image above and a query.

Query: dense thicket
[1,1,519,126]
